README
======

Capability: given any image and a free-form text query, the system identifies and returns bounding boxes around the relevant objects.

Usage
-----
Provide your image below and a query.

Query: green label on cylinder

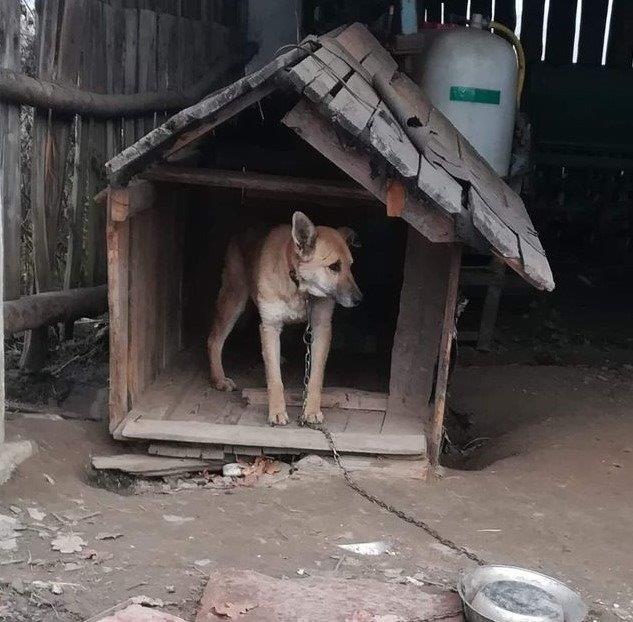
[450,86,501,105]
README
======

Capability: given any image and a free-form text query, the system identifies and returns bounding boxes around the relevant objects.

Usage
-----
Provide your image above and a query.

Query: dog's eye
[328,260,341,273]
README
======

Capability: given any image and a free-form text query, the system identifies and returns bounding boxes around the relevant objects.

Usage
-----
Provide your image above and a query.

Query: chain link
[300,298,486,567]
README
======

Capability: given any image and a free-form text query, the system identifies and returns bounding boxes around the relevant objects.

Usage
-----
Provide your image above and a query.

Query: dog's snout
[351,289,363,306]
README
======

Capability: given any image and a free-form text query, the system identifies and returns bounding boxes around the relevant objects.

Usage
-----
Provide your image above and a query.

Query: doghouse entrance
[116,185,426,457]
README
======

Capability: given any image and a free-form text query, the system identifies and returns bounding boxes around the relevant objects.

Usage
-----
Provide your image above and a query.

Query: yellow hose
[490,20,525,106]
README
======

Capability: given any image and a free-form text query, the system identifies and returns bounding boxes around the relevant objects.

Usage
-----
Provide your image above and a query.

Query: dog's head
[291,212,362,308]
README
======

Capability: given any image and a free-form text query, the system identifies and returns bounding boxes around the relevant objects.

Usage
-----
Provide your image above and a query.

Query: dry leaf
[212,600,257,618]
[51,534,87,554]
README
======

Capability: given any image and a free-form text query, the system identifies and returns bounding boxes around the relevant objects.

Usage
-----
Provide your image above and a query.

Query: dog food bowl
[458,565,587,622]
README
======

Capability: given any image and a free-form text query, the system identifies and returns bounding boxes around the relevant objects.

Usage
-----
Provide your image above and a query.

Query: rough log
[0,54,243,118]
[4,286,108,334]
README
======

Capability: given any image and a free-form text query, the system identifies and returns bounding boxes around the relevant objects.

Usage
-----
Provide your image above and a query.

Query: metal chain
[300,298,486,567]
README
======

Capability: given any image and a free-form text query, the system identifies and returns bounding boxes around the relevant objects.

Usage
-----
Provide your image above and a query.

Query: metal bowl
[458,565,587,622]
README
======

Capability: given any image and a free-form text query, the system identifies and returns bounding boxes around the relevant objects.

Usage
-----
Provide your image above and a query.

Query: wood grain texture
[106,190,130,431]
[428,244,461,466]
[387,228,453,425]
[0,1,21,301]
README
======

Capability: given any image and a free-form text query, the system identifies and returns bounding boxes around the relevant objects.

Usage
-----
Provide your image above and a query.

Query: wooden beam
[386,180,405,217]
[428,244,462,467]
[106,193,130,433]
[108,181,157,222]
[3,285,108,334]
[0,54,245,118]
[140,166,381,203]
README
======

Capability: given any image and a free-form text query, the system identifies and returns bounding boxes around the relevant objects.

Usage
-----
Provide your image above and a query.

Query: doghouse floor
[119,350,426,457]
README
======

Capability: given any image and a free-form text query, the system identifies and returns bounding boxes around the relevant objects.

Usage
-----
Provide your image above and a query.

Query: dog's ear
[338,227,361,249]
[292,211,317,257]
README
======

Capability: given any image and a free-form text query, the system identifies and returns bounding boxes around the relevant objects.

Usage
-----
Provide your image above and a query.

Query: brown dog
[207,212,362,426]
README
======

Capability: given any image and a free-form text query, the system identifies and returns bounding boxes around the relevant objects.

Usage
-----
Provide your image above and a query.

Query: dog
[207,211,362,426]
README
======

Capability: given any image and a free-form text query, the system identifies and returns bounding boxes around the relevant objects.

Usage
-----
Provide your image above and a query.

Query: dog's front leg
[302,298,335,425]
[260,322,288,425]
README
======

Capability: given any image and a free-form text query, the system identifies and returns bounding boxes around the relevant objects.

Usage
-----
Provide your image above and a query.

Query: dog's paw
[211,376,236,392]
[301,409,324,425]
[268,409,289,426]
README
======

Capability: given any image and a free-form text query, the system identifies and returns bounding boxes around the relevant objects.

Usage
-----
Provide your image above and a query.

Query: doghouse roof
[106,23,554,291]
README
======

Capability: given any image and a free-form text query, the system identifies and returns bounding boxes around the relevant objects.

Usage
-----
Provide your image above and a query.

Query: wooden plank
[23,0,79,369]
[157,11,177,127]
[282,99,454,243]
[91,453,219,475]
[109,180,157,221]
[470,188,521,259]
[418,155,464,215]
[84,1,109,287]
[326,72,378,136]
[544,0,576,65]
[428,244,461,466]
[242,387,388,412]
[369,103,420,179]
[120,418,426,456]
[141,166,380,202]
[520,0,546,63]
[0,0,21,301]
[303,47,350,103]
[148,443,225,460]
[335,23,381,61]
[387,228,454,424]
[517,235,555,292]
[606,0,633,69]
[104,2,123,160]
[137,8,157,135]
[123,7,139,145]
[578,0,609,65]
[106,192,130,432]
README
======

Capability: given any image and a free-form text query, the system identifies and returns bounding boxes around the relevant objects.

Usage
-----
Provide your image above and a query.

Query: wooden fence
[4,0,244,368]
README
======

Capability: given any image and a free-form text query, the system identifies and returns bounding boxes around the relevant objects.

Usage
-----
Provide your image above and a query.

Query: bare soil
[2,273,632,621]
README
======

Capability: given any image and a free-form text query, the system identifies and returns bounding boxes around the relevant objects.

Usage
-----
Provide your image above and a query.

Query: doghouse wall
[124,186,186,409]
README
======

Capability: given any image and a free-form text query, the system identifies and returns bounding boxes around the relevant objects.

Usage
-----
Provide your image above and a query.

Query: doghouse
[103,24,553,466]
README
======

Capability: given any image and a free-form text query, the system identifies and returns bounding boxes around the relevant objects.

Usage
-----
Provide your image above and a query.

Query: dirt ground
[2,273,633,622]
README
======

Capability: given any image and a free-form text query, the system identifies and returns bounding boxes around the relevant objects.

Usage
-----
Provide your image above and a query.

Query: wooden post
[0,0,21,302]
[106,188,130,433]
[387,228,454,426]
[476,256,505,352]
[428,244,462,467]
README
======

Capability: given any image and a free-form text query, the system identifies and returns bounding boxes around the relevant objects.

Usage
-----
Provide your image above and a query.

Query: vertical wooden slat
[85,1,109,287]
[106,189,130,432]
[428,244,462,467]
[578,0,609,66]
[157,11,176,126]
[606,0,633,68]
[0,0,21,301]
[123,7,139,146]
[23,0,81,369]
[138,8,157,134]
[64,0,90,305]
[493,0,516,30]
[520,0,546,63]
[544,0,576,65]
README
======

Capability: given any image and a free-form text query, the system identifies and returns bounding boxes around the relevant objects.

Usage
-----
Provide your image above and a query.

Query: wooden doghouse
[104,24,554,465]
